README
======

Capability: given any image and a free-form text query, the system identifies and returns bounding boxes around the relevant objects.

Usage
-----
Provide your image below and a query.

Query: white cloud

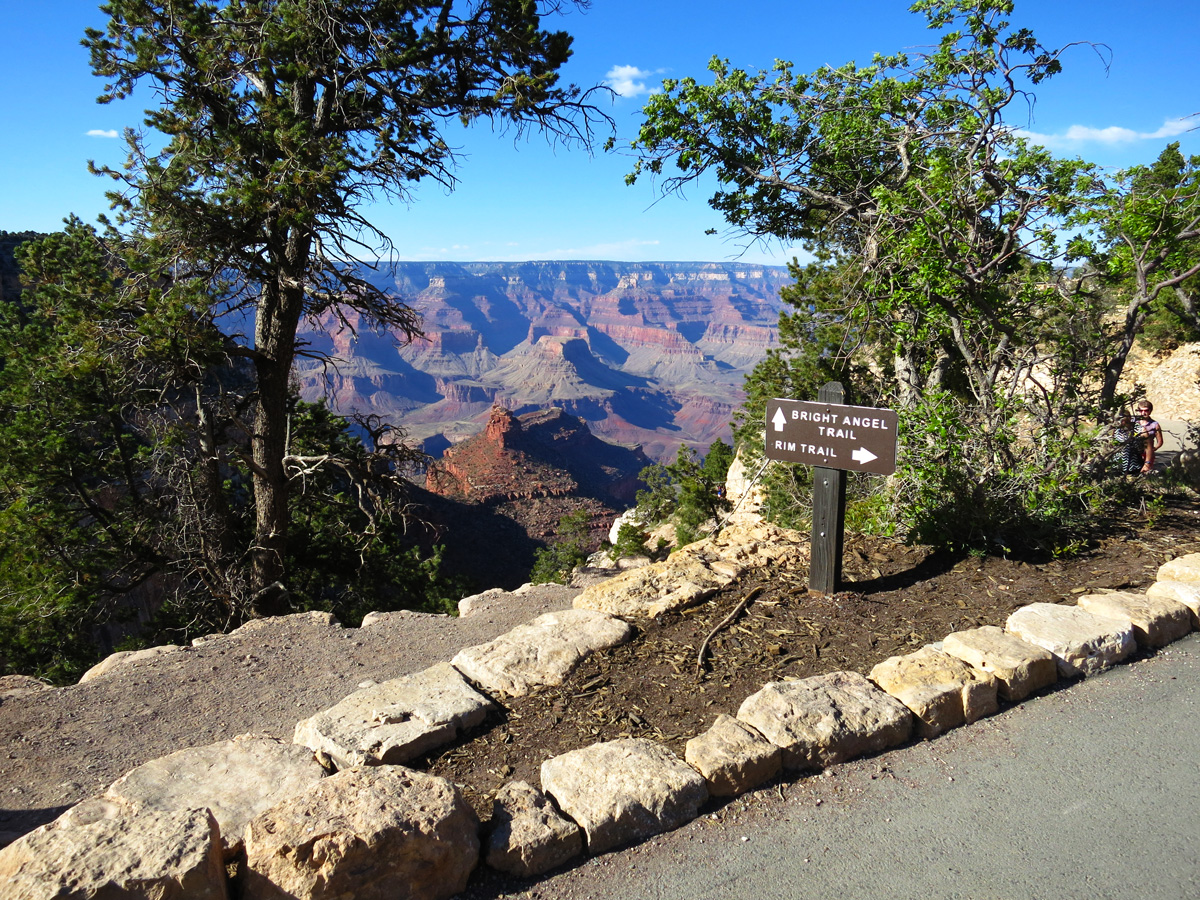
[86,128,119,138]
[1016,116,1196,149]
[604,65,662,99]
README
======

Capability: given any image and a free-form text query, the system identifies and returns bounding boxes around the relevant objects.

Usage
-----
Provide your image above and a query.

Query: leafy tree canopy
[627,0,1163,552]
[530,508,592,584]
[81,0,607,613]
[1069,142,1200,394]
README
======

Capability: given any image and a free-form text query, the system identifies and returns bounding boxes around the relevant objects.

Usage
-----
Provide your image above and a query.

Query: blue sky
[1,0,1196,266]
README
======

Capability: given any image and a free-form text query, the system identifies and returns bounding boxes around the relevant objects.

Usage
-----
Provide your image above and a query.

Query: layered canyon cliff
[294,261,789,461]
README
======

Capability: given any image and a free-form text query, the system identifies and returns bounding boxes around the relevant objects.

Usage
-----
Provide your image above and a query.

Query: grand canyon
[293,260,791,461]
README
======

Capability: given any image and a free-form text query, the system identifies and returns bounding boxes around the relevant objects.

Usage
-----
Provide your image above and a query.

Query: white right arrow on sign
[851,447,878,465]
[771,407,788,432]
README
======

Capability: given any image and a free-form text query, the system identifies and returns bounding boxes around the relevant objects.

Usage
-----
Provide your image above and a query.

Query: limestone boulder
[869,647,999,738]
[574,552,736,617]
[1146,580,1200,625]
[360,608,448,627]
[485,781,583,878]
[1158,554,1200,585]
[736,672,913,770]
[103,735,327,857]
[0,799,227,900]
[451,609,634,698]
[242,766,478,900]
[1077,590,1193,648]
[293,662,495,769]
[1005,603,1136,677]
[617,556,652,571]
[608,507,645,544]
[540,738,708,855]
[573,518,809,618]
[702,518,809,571]
[684,714,781,797]
[1170,448,1200,486]
[941,626,1057,702]
[723,448,765,521]
[648,521,678,549]
[191,611,340,648]
[456,587,511,618]
[79,645,182,683]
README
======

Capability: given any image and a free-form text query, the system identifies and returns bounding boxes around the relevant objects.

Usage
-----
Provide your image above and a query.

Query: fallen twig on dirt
[696,585,765,679]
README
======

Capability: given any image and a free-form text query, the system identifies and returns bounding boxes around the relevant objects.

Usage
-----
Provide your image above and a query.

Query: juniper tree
[84,0,604,613]
[628,0,1119,550]
[1069,142,1200,405]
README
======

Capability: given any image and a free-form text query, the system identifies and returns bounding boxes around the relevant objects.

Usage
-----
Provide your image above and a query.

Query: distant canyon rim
[291,260,790,462]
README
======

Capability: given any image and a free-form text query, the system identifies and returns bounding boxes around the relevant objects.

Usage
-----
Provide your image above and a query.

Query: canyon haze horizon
[294,260,791,462]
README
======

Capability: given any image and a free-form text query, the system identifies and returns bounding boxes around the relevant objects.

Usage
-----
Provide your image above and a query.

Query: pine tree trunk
[249,354,292,617]
[248,269,306,617]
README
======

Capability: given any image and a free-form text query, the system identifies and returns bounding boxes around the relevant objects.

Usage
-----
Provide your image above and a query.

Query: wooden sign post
[809,382,847,594]
[763,382,898,595]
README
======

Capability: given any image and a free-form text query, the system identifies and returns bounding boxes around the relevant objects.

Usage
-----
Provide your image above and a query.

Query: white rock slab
[360,608,449,627]
[1147,580,1200,625]
[486,781,583,878]
[736,671,913,770]
[191,611,340,647]
[1158,554,1200,585]
[700,519,810,570]
[1077,590,1194,648]
[608,507,645,544]
[242,766,478,900]
[0,799,227,900]
[540,738,708,855]
[79,645,182,683]
[869,647,999,738]
[684,714,781,797]
[573,520,807,618]
[1006,603,1136,677]
[941,625,1057,702]
[456,587,511,618]
[104,735,327,857]
[293,662,496,769]
[574,552,736,618]
[451,609,634,697]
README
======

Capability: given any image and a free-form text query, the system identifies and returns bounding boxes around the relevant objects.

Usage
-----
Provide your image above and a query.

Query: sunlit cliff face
[294,261,787,462]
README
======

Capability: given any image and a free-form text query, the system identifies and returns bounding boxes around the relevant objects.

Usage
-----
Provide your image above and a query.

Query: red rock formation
[484,406,519,449]
[424,407,650,548]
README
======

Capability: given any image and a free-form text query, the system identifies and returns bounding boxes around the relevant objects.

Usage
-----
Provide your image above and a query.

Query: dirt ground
[3,501,1199,890]
[422,502,1200,834]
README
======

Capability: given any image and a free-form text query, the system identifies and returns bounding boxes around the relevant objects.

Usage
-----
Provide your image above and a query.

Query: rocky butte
[420,405,650,571]
[293,261,789,461]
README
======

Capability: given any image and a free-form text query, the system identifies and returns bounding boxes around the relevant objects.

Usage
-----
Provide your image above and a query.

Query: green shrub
[530,510,592,584]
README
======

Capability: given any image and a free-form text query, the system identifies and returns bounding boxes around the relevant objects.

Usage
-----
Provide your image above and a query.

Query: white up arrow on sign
[851,447,878,465]
[772,407,788,432]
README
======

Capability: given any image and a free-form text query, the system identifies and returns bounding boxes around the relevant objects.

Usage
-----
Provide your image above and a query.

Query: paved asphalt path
[507,633,1200,900]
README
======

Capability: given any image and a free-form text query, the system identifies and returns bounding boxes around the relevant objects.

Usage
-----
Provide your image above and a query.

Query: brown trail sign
[764,398,897,475]
[764,384,898,594]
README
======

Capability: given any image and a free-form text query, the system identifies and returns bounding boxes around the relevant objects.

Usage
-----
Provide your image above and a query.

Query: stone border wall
[4,532,1198,900]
